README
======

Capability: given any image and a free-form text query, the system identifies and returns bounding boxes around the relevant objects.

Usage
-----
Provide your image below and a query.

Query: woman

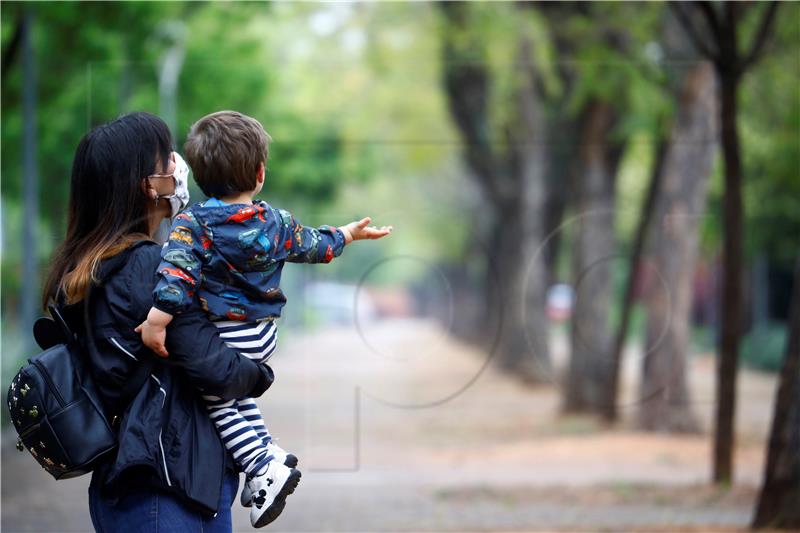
[42,112,274,532]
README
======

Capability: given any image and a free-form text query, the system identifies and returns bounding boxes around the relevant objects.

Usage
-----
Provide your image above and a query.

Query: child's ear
[257,162,265,184]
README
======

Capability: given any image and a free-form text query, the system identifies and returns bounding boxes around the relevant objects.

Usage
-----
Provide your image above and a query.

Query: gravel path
[1,318,775,532]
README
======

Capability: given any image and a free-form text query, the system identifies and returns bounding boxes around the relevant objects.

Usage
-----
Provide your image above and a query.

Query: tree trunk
[542,112,582,289]
[563,101,622,413]
[752,257,800,529]
[713,72,744,484]
[491,198,548,378]
[638,62,717,432]
[604,135,667,423]
[536,1,585,290]
[439,4,551,381]
[667,0,780,486]
[505,34,551,380]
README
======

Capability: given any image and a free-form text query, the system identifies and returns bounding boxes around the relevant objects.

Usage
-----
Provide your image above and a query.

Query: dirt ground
[0,318,781,532]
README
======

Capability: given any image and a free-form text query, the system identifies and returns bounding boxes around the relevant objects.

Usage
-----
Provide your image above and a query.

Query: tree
[562,98,623,413]
[532,2,587,291]
[535,2,673,416]
[558,3,635,415]
[669,0,779,483]
[752,257,800,529]
[604,135,666,423]
[638,62,717,432]
[439,2,551,380]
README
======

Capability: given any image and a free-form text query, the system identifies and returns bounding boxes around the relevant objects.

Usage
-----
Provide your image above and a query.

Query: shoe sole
[252,468,301,528]
[284,454,299,469]
[241,455,300,508]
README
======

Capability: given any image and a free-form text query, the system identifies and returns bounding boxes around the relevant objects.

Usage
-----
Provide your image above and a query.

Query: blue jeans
[88,470,239,533]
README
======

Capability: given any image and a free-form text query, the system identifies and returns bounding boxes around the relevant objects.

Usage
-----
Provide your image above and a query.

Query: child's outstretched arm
[338,217,392,244]
[272,207,392,264]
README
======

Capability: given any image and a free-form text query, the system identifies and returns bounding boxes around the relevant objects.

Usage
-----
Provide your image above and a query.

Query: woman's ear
[141,178,158,201]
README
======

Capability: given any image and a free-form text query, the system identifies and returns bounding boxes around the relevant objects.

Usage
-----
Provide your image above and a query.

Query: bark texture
[669,0,779,484]
[563,101,622,413]
[440,4,551,380]
[752,258,800,529]
[638,62,717,432]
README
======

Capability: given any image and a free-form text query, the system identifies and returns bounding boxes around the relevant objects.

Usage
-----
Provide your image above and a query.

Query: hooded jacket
[62,239,273,516]
[152,199,346,322]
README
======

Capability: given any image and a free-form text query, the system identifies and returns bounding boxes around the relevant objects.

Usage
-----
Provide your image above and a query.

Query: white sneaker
[267,440,299,468]
[248,461,301,528]
[240,441,299,507]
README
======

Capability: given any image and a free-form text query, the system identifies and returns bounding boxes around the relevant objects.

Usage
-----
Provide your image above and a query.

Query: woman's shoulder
[97,240,160,284]
[125,240,162,273]
[97,240,161,321]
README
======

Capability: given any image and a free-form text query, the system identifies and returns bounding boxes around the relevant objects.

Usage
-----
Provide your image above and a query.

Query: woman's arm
[128,244,273,400]
[164,309,274,400]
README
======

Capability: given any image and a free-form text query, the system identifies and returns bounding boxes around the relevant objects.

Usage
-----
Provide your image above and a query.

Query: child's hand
[135,320,169,358]
[339,217,393,244]
[135,307,174,358]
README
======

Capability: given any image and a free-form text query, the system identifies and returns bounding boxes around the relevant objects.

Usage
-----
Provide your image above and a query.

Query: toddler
[136,110,392,528]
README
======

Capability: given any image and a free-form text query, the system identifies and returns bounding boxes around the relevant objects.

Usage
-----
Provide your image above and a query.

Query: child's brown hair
[183,110,272,198]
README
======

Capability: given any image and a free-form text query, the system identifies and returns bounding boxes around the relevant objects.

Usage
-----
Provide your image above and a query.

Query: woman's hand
[338,217,392,245]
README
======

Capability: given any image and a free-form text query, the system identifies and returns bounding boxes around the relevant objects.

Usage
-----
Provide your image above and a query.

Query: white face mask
[158,151,191,219]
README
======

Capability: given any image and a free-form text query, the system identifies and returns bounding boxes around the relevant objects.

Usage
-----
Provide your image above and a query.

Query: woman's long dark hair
[43,112,173,307]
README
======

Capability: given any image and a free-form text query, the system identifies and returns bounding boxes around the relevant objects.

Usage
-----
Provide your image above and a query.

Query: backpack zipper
[31,361,66,407]
[19,421,41,439]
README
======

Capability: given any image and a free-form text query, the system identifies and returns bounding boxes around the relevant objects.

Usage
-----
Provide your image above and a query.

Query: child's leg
[216,318,278,364]
[237,397,271,445]
[204,394,273,476]
[206,319,281,473]
[216,319,279,446]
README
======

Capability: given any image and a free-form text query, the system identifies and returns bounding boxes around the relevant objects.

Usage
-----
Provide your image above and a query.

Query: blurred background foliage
[1,0,798,392]
[2,1,800,528]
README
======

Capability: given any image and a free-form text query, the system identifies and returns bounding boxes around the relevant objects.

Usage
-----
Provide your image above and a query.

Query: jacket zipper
[31,361,66,407]
[109,337,138,361]
[150,375,172,487]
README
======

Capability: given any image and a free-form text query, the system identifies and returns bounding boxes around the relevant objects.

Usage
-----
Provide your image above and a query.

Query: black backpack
[7,304,130,479]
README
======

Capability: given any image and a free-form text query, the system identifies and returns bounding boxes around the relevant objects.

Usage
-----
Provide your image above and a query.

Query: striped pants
[203,319,278,477]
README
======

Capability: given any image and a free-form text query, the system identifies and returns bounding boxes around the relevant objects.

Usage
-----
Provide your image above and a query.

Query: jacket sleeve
[163,309,274,400]
[270,206,346,264]
[152,212,207,315]
[127,245,273,400]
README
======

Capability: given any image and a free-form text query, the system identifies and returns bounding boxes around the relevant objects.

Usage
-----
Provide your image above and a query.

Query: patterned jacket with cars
[153,199,347,322]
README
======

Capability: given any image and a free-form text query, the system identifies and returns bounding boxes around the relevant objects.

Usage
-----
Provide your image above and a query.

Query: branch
[442,57,503,206]
[439,3,505,206]
[1,14,23,75]
[697,2,723,43]
[741,1,779,73]
[669,1,719,61]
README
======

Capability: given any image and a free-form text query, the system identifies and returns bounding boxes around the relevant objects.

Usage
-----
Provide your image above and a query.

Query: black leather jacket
[63,240,273,516]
